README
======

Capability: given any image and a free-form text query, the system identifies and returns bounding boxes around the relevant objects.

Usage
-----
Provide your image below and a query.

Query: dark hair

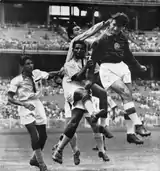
[67,21,79,39]
[19,55,33,66]
[111,12,129,27]
[72,40,87,51]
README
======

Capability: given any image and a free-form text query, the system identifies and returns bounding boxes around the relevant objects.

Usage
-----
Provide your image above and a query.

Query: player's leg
[122,65,151,139]
[110,79,151,144]
[35,125,47,150]
[74,88,107,122]
[125,82,151,136]
[29,99,48,169]
[99,63,150,144]
[19,101,48,171]
[25,122,48,171]
[30,124,47,168]
[91,83,113,138]
[52,108,84,164]
[91,96,115,151]
[85,117,110,162]
[52,101,80,165]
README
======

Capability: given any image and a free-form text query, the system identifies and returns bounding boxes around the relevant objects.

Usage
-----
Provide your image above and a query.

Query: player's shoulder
[32,69,41,75]
[64,59,75,68]
[32,69,43,80]
[10,75,22,84]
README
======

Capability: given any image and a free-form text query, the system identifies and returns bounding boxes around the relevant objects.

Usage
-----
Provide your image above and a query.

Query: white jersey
[8,69,49,101]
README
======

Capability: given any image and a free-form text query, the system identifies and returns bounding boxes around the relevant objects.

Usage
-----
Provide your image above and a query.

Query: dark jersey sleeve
[91,32,108,63]
[123,40,141,70]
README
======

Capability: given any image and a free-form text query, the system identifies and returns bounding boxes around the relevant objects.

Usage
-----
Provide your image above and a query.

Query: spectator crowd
[1,24,160,52]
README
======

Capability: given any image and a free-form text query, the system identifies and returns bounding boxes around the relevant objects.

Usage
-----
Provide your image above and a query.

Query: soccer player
[8,55,59,171]
[91,12,151,145]
[55,22,115,161]
[52,40,110,164]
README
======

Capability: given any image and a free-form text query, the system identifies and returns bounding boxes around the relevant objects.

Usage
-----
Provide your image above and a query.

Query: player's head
[72,40,86,59]
[73,26,82,37]
[20,55,34,73]
[108,12,129,35]
[67,24,82,40]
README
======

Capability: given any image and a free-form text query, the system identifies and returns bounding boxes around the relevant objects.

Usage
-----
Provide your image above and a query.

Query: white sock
[125,120,135,134]
[124,102,142,125]
[94,133,105,153]
[100,117,109,127]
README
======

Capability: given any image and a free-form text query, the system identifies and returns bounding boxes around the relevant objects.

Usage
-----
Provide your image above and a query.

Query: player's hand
[23,103,35,111]
[86,59,94,69]
[84,80,93,90]
[139,65,147,72]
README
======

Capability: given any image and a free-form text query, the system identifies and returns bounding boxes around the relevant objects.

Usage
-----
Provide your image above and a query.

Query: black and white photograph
[0,0,160,170]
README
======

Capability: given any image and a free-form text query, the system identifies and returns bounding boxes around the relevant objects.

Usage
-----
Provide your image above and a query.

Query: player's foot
[29,155,39,168]
[91,109,107,123]
[98,151,110,162]
[135,124,151,137]
[99,125,114,139]
[127,134,144,145]
[92,146,107,151]
[39,163,48,171]
[73,150,80,165]
[52,149,63,164]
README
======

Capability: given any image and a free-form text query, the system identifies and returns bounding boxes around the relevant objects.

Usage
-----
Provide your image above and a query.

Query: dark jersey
[91,31,141,69]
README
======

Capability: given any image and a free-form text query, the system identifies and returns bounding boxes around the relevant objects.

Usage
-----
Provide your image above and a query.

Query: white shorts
[99,62,131,90]
[18,99,47,125]
[63,77,86,110]
[64,97,100,118]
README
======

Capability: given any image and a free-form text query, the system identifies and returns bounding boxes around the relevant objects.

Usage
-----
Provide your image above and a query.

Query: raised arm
[66,21,110,62]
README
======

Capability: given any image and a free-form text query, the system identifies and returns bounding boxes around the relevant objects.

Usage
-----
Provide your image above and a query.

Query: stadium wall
[0,51,159,80]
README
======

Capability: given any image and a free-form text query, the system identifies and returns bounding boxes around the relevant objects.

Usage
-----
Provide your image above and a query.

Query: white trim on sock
[123,101,134,110]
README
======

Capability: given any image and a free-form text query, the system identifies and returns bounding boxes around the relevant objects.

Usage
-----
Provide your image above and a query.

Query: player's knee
[91,124,99,133]
[74,88,91,104]
[73,88,84,102]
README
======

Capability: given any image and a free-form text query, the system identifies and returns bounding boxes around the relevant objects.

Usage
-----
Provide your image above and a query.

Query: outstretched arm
[47,71,60,80]
[66,21,110,62]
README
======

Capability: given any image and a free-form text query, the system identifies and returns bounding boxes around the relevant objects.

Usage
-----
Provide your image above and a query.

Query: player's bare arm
[47,70,60,80]
[8,91,35,111]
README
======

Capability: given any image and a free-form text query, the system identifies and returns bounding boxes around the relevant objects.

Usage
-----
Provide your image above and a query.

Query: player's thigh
[91,83,107,99]
[125,83,132,94]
